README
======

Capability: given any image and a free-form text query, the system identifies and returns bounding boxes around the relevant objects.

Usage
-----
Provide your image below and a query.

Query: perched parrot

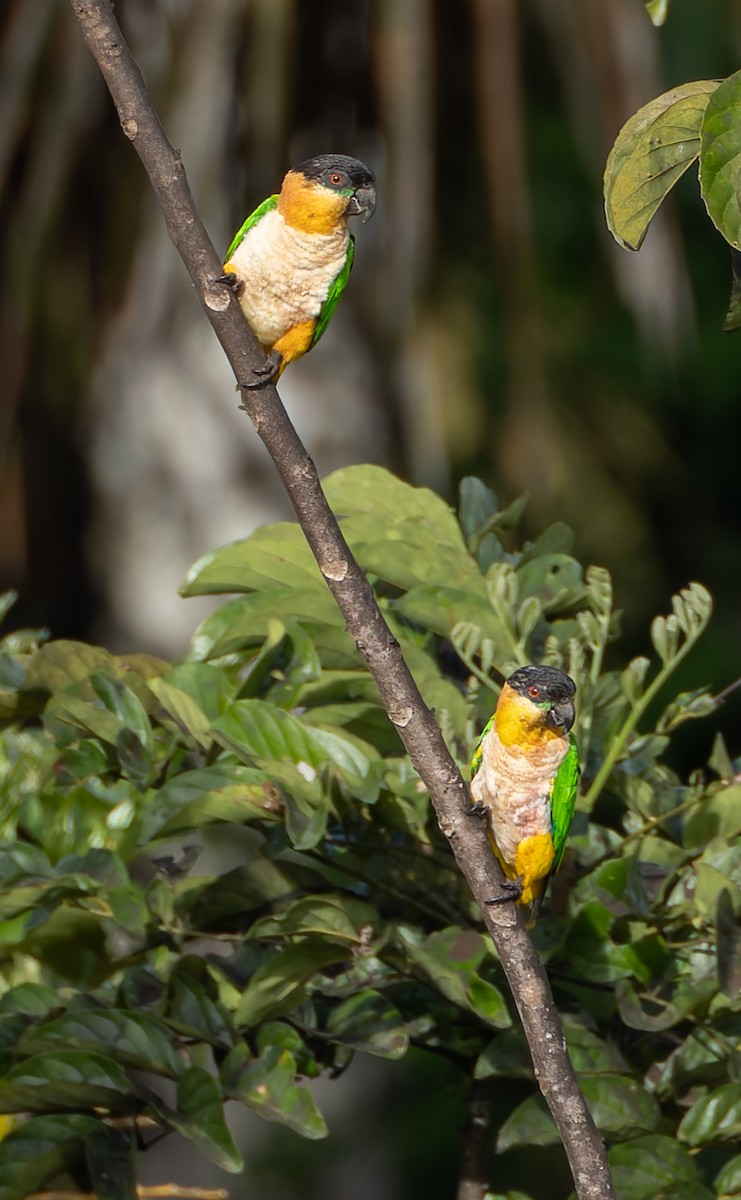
[220,153,376,387]
[470,664,579,924]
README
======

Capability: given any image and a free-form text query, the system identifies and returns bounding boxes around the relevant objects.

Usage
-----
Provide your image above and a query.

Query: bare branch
[457,1080,493,1200]
[28,1189,229,1200]
[67,3,616,1197]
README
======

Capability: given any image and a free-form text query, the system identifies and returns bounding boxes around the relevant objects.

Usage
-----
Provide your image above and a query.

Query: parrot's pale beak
[348,183,377,222]
[546,699,575,734]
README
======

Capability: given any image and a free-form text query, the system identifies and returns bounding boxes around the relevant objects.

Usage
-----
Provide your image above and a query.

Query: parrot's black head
[292,154,377,222]
[506,665,576,733]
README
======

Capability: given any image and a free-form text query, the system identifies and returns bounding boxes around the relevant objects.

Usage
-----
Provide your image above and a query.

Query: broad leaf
[678,1082,741,1146]
[221,1042,327,1139]
[605,80,720,250]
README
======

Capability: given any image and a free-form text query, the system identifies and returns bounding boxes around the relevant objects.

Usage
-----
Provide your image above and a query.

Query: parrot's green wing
[310,235,355,348]
[550,734,580,871]
[224,194,278,262]
[470,713,496,780]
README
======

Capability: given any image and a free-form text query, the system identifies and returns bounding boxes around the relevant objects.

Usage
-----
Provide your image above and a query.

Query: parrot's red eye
[329,172,345,186]
[528,685,541,698]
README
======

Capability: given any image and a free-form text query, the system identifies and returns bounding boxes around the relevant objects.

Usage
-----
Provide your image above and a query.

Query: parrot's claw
[240,351,282,390]
[484,879,523,906]
[215,271,242,292]
[467,801,487,818]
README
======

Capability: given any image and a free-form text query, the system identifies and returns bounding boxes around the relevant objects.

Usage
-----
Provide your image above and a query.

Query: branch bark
[457,1080,493,1200]
[67,4,616,1197]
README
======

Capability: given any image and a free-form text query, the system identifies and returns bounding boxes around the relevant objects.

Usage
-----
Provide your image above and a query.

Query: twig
[456,1080,493,1200]
[28,1189,228,1200]
[67,4,616,1197]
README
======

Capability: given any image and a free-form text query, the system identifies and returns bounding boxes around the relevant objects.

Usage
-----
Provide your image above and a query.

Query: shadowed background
[1,0,740,1195]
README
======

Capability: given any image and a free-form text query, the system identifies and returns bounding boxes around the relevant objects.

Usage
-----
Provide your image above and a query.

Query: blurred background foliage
[0,466,739,1200]
[2,0,741,705]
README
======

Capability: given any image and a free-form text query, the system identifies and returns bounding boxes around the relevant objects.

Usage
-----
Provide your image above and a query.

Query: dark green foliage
[0,467,738,1199]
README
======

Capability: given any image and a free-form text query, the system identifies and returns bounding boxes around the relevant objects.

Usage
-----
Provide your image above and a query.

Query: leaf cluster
[0,467,739,1200]
[604,68,741,330]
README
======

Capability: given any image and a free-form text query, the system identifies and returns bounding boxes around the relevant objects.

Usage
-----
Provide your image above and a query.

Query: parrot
[469,664,579,925]
[220,153,376,388]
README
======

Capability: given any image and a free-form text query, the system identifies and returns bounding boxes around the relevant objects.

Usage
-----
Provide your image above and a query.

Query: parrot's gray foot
[216,271,242,292]
[484,879,522,906]
[467,801,487,817]
[240,351,282,390]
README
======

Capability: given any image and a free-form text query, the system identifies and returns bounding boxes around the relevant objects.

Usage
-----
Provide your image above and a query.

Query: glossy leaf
[678,1083,741,1146]
[608,1135,703,1199]
[19,1010,183,1077]
[0,1050,132,1112]
[714,1153,741,1196]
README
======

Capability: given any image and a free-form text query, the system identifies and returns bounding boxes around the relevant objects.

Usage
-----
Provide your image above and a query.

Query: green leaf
[235,939,351,1026]
[167,971,235,1046]
[221,1042,327,1139]
[700,70,741,250]
[174,1065,243,1172]
[608,1135,703,1200]
[182,523,323,597]
[561,1018,628,1074]
[621,657,651,704]
[326,990,409,1059]
[19,1010,183,1078]
[496,1095,557,1151]
[581,1073,659,1138]
[475,1030,532,1081]
[140,763,278,839]
[683,783,741,847]
[214,699,339,770]
[22,641,117,695]
[249,894,378,946]
[398,927,510,1028]
[91,672,154,755]
[0,1050,132,1112]
[616,976,715,1033]
[652,1028,734,1102]
[0,1113,99,1200]
[604,80,720,250]
[459,476,499,542]
[714,1153,741,1196]
[325,464,469,561]
[678,1083,741,1146]
[189,590,345,661]
[645,0,669,25]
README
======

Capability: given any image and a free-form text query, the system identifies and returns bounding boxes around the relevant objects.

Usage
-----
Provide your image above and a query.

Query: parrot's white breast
[226,209,350,348]
[470,729,568,867]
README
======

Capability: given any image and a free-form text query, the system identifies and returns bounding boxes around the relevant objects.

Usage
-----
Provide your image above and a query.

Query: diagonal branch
[67,4,616,1197]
